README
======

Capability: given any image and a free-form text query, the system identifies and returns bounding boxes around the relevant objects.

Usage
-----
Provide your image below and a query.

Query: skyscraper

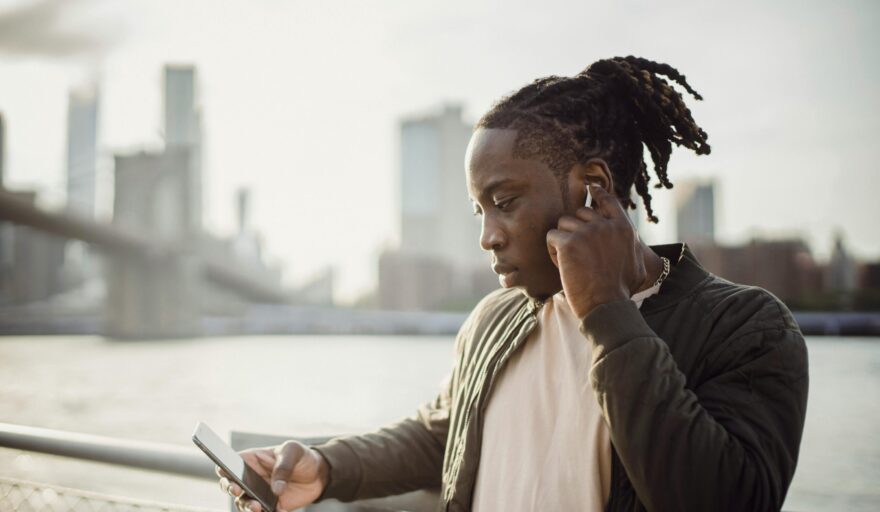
[380,104,494,310]
[675,179,716,244]
[164,65,202,232]
[66,86,99,217]
[60,87,101,296]
[400,104,481,268]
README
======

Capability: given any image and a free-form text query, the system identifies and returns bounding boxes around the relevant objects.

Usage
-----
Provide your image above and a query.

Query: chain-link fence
[0,477,220,512]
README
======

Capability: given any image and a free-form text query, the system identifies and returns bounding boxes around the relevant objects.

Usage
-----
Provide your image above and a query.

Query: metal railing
[0,422,214,479]
[0,422,439,512]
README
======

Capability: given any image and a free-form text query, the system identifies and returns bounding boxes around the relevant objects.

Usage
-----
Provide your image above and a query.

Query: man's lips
[492,263,517,275]
[492,263,519,287]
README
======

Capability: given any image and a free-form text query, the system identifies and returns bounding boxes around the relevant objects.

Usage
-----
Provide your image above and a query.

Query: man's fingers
[242,450,273,480]
[255,450,276,466]
[562,205,604,229]
[234,495,261,512]
[546,229,572,252]
[219,477,244,498]
[572,205,603,223]
[588,183,627,220]
[557,215,581,232]
[547,229,574,267]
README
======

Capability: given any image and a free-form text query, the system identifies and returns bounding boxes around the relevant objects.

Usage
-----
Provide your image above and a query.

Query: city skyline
[0,0,877,302]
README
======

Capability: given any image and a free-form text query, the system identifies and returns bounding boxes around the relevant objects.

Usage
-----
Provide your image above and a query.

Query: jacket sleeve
[580,299,809,512]
[311,380,452,502]
[311,327,467,502]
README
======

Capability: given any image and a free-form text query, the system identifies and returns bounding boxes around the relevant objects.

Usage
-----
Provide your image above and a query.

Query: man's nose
[480,216,506,252]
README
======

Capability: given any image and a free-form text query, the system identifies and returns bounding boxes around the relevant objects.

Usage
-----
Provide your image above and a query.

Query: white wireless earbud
[584,182,593,208]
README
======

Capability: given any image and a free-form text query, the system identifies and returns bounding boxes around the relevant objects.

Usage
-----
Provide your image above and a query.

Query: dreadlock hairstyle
[477,55,710,223]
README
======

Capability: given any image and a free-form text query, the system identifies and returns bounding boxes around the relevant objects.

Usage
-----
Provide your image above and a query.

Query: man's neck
[546,243,664,303]
[635,243,665,294]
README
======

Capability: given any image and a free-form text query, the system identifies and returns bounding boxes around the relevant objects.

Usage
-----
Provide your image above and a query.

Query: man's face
[466,127,571,300]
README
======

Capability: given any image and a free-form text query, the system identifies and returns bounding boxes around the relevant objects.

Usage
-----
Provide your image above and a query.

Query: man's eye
[495,198,515,210]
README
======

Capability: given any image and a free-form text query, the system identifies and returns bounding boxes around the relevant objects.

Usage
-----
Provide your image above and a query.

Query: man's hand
[217,440,329,512]
[546,183,647,319]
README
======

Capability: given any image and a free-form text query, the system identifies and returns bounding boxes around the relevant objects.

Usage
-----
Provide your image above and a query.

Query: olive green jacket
[313,243,809,511]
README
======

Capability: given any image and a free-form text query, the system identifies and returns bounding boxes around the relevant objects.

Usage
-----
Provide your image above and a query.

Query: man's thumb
[271,441,303,495]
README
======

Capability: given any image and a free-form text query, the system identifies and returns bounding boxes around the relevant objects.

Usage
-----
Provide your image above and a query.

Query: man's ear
[566,158,614,202]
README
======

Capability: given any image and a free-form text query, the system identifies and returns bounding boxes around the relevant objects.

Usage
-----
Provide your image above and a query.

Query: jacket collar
[639,242,710,314]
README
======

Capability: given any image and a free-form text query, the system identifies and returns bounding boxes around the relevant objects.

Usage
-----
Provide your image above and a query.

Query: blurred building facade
[379,104,496,311]
[0,113,69,306]
[858,260,880,310]
[0,191,66,305]
[675,179,715,244]
[672,177,873,310]
[861,262,880,290]
[674,178,827,306]
[691,238,823,305]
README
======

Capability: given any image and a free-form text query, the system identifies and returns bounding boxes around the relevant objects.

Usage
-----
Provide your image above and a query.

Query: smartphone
[192,422,278,512]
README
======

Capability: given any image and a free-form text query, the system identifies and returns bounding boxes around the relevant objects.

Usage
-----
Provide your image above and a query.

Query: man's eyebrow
[478,177,519,198]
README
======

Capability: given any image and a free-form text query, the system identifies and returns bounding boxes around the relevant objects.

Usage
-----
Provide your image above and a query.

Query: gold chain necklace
[652,256,671,288]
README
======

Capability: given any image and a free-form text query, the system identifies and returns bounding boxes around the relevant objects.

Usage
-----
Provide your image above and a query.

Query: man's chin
[496,266,562,299]
[498,270,520,288]
[511,280,562,302]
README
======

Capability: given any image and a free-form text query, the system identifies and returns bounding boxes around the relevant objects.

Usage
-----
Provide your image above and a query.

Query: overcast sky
[0,0,877,301]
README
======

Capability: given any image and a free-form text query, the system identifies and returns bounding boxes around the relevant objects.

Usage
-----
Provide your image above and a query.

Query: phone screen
[192,422,278,511]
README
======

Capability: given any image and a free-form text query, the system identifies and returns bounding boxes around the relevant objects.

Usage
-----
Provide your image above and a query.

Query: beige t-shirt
[471,284,660,511]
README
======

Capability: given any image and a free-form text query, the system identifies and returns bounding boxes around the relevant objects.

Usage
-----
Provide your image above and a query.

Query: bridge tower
[105,66,204,339]
[108,148,201,338]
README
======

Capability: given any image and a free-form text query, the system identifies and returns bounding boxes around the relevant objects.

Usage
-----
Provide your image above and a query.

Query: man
[220,56,809,511]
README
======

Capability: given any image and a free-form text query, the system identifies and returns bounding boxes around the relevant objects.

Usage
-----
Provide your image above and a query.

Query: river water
[0,335,877,511]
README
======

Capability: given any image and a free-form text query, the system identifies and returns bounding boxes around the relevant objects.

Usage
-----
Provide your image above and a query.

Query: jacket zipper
[450,301,542,508]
